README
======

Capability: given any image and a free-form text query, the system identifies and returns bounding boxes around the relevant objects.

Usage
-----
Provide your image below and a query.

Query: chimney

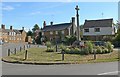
[1,24,5,29]
[50,22,53,26]
[43,21,46,28]
[10,26,13,30]
[72,17,75,24]
[22,27,24,30]
[72,17,75,35]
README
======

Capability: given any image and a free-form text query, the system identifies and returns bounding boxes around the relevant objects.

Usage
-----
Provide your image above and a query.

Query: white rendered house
[83,18,116,41]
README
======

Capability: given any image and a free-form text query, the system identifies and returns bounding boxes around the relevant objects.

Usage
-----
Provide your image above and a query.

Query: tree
[32,24,40,32]
[115,28,120,41]
[32,24,40,44]
[27,30,33,37]
[35,32,42,44]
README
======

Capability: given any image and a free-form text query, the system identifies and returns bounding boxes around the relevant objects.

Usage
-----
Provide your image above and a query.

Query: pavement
[1,43,46,57]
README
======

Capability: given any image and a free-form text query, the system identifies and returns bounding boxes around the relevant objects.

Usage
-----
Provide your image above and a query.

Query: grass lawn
[3,47,119,64]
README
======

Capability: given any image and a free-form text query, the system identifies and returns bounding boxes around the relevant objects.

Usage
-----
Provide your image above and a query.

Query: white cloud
[30,11,41,15]
[24,27,33,32]
[2,5,14,11]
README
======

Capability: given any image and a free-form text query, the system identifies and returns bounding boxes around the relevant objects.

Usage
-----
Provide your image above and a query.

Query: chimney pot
[22,27,24,30]
[50,22,53,26]
[1,24,5,29]
[43,21,46,28]
[10,26,13,30]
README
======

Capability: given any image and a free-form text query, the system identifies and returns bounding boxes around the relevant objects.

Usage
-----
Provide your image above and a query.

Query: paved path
[2,61,119,75]
[1,43,46,57]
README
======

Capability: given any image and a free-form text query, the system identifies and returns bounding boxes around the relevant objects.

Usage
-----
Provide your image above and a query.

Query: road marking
[98,71,120,75]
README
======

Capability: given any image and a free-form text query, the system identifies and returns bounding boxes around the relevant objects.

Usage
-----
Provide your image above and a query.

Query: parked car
[92,41,106,46]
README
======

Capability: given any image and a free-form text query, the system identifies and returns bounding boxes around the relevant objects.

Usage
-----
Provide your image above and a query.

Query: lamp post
[75,5,81,41]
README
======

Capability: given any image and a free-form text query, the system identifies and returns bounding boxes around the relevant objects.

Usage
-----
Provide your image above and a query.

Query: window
[50,31,53,35]
[42,32,44,35]
[14,37,16,40]
[20,38,21,40]
[14,32,16,36]
[95,28,100,32]
[62,30,64,34]
[56,31,58,34]
[9,37,11,40]
[84,29,89,32]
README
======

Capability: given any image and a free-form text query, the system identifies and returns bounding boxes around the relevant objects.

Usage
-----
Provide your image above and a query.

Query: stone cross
[75,5,81,41]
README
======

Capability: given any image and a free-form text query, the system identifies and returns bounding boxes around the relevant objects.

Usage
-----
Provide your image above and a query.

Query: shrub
[46,48,54,52]
[59,44,66,51]
[64,48,71,53]
[85,41,93,54]
[96,46,102,54]
[74,48,80,54]
[105,42,113,52]
[64,47,81,54]
[102,47,109,53]
[46,41,51,49]
[64,35,77,45]
[82,47,89,55]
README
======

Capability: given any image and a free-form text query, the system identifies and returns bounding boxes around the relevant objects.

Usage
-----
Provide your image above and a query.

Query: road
[2,61,119,75]
[1,43,119,75]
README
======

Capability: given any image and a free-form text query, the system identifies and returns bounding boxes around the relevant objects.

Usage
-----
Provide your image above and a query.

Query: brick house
[83,18,116,41]
[41,17,77,42]
[0,24,27,43]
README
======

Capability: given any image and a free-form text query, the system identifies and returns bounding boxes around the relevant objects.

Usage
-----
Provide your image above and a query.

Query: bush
[59,44,66,51]
[46,41,52,48]
[85,41,93,54]
[64,35,77,45]
[46,48,54,52]
[96,46,102,54]
[64,47,81,54]
[73,48,80,54]
[102,47,109,53]
[105,42,113,52]
[82,47,89,55]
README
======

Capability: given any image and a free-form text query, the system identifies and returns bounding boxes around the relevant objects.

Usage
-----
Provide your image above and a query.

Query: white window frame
[50,31,53,35]
[56,31,58,34]
[42,32,44,35]
[62,30,64,34]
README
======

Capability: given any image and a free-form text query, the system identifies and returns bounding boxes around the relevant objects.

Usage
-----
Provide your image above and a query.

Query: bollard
[27,45,29,48]
[29,45,30,48]
[24,45,25,50]
[14,48,16,54]
[24,50,28,60]
[56,45,57,52]
[8,49,10,56]
[62,50,64,61]
[93,50,96,60]
[20,47,22,51]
